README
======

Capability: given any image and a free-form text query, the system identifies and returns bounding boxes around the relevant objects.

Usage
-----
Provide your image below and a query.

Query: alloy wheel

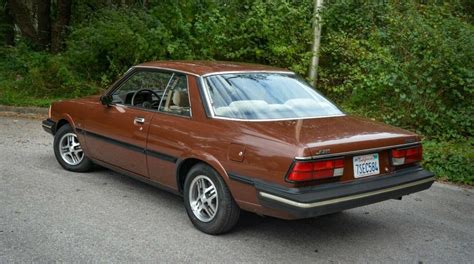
[58,133,84,165]
[189,175,219,222]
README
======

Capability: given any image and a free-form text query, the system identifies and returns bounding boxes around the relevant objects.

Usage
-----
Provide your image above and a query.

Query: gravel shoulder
[1,116,473,263]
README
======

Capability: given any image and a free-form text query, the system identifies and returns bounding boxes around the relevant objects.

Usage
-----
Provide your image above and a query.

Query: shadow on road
[84,164,389,241]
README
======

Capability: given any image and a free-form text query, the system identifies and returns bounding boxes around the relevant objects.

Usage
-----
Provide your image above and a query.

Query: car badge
[316,149,331,155]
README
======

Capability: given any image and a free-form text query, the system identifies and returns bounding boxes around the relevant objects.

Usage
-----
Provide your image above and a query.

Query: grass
[0,82,97,107]
[0,92,57,107]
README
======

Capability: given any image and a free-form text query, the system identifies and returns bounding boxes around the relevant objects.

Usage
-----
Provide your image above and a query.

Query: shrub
[0,44,98,106]
[318,1,474,141]
[66,8,175,83]
[423,140,474,185]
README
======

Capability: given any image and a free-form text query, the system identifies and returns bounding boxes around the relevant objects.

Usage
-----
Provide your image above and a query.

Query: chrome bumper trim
[259,177,435,209]
[42,123,52,129]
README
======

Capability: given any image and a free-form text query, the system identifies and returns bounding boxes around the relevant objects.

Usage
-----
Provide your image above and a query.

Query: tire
[183,163,240,235]
[53,124,93,172]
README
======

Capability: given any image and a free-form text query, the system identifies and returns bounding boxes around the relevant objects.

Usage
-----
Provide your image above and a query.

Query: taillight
[287,158,345,182]
[391,145,422,166]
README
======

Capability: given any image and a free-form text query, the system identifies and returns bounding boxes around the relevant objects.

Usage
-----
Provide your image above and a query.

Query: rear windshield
[204,73,343,120]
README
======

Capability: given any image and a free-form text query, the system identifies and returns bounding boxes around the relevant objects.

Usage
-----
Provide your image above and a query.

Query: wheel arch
[54,113,76,135]
[176,156,229,194]
[55,119,70,134]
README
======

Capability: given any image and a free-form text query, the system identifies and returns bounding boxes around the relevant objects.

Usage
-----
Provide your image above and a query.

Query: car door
[146,72,194,188]
[83,68,175,177]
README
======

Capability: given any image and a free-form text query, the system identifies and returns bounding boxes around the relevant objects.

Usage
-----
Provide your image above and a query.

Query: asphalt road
[1,116,473,263]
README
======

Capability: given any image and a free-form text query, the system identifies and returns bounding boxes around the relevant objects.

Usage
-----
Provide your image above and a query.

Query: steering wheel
[130,89,161,109]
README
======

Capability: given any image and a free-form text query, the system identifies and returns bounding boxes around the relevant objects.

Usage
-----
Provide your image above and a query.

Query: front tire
[53,124,93,172]
[183,163,240,235]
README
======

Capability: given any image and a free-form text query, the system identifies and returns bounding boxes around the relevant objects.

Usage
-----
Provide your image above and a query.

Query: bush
[0,44,98,106]
[65,1,314,80]
[192,0,314,74]
[318,1,474,141]
[423,140,474,185]
[66,8,175,83]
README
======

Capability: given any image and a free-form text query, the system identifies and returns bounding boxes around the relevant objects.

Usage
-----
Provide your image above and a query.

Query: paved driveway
[1,116,473,263]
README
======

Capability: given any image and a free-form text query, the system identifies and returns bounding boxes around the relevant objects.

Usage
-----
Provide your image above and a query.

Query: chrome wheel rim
[189,175,218,222]
[59,133,84,166]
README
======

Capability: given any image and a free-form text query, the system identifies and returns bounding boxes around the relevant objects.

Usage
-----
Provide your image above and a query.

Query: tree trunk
[8,0,52,50]
[309,0,324,87]
[36,0,51,49]
[1,1,15,46]
[51,0,71,53]
[8,0,38,43]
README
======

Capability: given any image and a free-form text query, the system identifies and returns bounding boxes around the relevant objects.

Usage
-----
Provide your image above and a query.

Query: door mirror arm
[100,95,113,106]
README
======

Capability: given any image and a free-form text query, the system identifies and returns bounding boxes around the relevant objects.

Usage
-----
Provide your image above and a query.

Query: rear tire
[183,163,240,235]
[53,124,93,172]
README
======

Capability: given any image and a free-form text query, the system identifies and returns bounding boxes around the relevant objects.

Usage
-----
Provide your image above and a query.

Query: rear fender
[178,151,230,181]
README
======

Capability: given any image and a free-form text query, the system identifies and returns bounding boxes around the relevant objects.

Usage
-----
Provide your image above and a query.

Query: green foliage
[65,1,314,80]
[67,8,175,82]
[423,140,474,185]
[318,1,474,141]
[0,43,99,106]
[191,0,314,74]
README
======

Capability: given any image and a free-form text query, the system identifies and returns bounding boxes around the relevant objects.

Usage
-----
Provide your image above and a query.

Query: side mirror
[100,95,113,106]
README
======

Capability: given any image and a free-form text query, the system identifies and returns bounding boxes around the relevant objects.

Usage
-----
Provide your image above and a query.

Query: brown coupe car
[42,61,434,234]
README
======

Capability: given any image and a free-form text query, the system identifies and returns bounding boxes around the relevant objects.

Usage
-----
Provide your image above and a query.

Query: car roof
[136,60,293,76]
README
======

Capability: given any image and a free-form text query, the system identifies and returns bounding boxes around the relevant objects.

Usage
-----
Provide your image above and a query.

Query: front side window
[112,71,171,109]
[111,70,190,116]
[204,73,343,120]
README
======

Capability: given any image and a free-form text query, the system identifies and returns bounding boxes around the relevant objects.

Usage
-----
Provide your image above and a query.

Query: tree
[51,0,71,52]
[0,1,15,45]
[37,0,51,48]
[7,0,71,52]
[8,0,40,47]
[309,0,323,87]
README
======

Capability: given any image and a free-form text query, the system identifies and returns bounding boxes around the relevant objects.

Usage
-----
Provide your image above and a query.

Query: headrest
[172,91,190,107]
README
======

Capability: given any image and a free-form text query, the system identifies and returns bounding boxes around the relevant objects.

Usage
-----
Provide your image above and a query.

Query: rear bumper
[254,166,434,219]
[42,118,55,135]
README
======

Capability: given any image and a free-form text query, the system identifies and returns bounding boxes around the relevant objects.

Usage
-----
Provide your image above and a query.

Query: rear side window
[159,74,191,117]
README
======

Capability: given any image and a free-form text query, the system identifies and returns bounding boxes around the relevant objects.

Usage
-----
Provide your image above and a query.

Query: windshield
[204,73,344,120]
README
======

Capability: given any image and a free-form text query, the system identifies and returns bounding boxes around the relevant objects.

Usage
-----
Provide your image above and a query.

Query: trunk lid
[298,116,419,156]
[236,115,420,154]
[235,115,420,183]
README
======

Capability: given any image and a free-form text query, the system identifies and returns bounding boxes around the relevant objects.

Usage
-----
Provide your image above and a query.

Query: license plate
[353,153,380,178]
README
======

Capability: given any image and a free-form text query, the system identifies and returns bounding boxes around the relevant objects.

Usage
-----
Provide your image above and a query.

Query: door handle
[134,117,145,125]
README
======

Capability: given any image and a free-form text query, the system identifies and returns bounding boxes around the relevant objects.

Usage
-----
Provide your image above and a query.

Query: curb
[0,105,48,115]
[0,105,48,119]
